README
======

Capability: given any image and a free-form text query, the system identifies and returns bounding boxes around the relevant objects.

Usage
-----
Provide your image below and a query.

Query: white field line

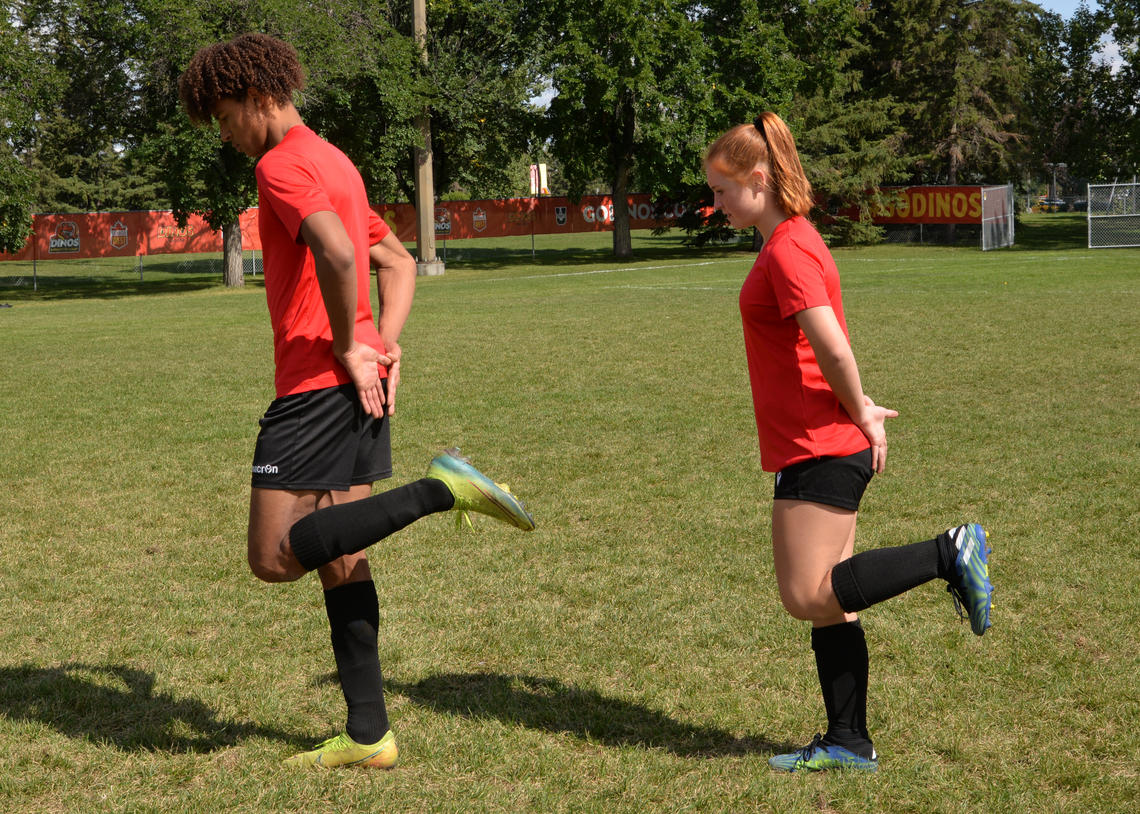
[599,282,741,291]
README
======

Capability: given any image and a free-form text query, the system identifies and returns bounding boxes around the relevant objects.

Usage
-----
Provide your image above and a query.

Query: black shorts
[250,382,392,491]
[773,448,873,511]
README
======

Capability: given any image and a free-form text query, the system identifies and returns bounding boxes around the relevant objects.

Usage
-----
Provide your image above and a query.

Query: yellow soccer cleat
[426,448,536,531]
[284,730,398,769]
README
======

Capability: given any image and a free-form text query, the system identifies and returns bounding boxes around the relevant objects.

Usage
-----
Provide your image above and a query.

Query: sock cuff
[811,619,865,648]
[935,530,957,582]
[417,476,457,512]
[324,579,380,628]
[830,560,870,613]
[288,512,330,573]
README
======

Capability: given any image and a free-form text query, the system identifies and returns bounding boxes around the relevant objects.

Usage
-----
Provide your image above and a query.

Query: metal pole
[413,0,444,276]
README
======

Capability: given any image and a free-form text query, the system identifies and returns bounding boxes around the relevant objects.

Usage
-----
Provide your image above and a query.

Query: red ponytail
[704,112,813,218]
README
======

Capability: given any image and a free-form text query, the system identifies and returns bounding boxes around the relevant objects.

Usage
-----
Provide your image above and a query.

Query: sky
[1038,0,1099,18]
[1035,0,1123,71]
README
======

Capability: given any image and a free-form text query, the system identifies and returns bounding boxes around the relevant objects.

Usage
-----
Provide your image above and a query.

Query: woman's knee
[777,585,833,622]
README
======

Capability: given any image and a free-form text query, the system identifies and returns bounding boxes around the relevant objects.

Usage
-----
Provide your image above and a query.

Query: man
[179,33,534,769]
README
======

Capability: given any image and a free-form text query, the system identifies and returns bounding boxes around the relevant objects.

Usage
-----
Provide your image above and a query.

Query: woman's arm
[795,305,898,472]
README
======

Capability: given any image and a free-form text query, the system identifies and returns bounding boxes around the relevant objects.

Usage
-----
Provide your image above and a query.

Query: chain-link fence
[1088,182,1140,249]
[880,223,982,246]
[0,251,262,293]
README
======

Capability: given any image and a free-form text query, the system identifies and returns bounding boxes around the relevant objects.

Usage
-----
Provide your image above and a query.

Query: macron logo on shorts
[252,463,280,476]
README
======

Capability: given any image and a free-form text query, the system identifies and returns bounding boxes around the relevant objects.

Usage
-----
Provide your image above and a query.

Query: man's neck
[262,104,305,153]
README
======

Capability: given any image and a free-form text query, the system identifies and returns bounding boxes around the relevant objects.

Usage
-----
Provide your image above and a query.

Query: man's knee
[247,533,301,583]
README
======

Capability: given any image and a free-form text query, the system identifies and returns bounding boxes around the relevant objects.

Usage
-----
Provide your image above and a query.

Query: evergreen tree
[861,0,1038,184]
[680,1,903,246]
[784,0,906,243]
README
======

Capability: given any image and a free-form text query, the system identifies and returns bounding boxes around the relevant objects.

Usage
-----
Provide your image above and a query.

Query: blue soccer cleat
[769,734,878,773]
[946,523,993,636]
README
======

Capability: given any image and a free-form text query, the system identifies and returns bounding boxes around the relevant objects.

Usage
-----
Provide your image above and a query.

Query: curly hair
[179,33,305,125]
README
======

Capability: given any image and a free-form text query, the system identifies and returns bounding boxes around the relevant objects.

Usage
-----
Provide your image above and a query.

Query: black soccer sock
[288,478,455,572]
[830,531,956,613]
[325,579,389,744]
[813,621,873,758]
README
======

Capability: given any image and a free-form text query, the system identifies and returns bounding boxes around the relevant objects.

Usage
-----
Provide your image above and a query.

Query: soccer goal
[1088,182,1140,248]
[981,184,1015,251]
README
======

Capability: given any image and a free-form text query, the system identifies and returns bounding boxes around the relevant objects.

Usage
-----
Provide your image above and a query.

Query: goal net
[981,184,1015,251]
[1088,182,1140,248]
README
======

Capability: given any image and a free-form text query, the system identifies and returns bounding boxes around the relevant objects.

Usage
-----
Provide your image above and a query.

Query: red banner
[1,188,998,262]
[378,194,693,242]
[0,210,251,261]
[1,194,696,262]
[868,186,984,224]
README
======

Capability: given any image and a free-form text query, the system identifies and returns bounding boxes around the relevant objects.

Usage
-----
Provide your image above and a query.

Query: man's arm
[300,210,386,418]
[367,230,416,416]
[371,230,417,352]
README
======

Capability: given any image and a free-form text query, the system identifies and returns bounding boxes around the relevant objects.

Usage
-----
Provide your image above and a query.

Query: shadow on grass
[388,672,793,759]
[0,276,226,302]
[1012,212,1088,251]
[0,662,300,753]
[436,234,749,272]
[0,235,744,298]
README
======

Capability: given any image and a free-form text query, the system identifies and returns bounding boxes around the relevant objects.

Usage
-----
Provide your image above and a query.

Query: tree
[263,0,423,206]
[143,122,257,286]
[131,0,542,284]
[275,0,544,207]
[131,0,265,286]
[1022,5,1119,187]
[0,11,56,252]
[11,0,157,213]
[673,1,803,249]
[861,0,1038,185]
[782,0,906,243]
[672,1,904,247]
[1102,0,1140,171]
[541,0,713,257]
[418,0,547,200]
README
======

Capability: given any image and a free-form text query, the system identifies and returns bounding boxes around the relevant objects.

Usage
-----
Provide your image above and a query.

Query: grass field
[1,213,1137,812]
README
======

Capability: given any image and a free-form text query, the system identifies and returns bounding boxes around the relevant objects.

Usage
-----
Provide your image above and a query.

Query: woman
[705,113,993,773]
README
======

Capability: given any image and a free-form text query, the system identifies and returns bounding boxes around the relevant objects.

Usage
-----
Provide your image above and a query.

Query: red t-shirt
[255,125,392,398]
[738,216,869,472]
